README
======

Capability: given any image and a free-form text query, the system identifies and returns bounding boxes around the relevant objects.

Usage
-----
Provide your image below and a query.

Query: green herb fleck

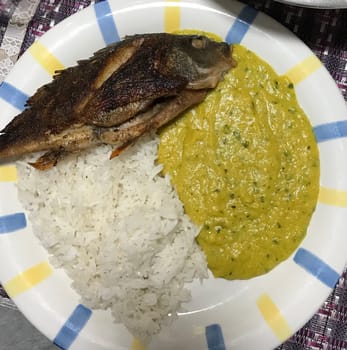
[233,130,241,140]
[241,140,249,148]
[223,124,231,134]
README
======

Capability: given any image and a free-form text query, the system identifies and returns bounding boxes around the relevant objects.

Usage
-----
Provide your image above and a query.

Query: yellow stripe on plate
[131,338,146,350]
[285,55,322,85]
[29,41,65,76]
[164,0,181,33]
[319,186,347,207]
[4,262,53,298]
[0,165,17,182]
[256,294,292,342]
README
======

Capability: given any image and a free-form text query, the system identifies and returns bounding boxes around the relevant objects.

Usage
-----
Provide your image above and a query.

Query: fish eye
[191,37,207,49]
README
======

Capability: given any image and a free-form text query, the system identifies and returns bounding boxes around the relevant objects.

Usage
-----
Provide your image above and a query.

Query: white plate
[275,0,347,8]
[0,1,346,349]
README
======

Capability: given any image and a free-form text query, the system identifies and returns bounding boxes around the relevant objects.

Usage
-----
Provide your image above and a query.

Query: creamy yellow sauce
[158,43,319,280]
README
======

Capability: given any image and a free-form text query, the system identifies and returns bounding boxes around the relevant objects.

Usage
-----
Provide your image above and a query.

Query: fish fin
[28,149,66,170]
[109,138,140,159]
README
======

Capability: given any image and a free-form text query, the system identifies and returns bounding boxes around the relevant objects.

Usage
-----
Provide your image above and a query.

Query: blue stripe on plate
[94,1,120,45]
[0,213,27,234]
[53,304,92,350]
[313,120,347,143]
[225,5,258,44]
[206,324,226,350]
[0,82,28,111]
[294,248,340,288]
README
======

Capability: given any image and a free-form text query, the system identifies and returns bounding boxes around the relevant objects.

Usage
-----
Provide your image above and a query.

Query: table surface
[0,0,346,349]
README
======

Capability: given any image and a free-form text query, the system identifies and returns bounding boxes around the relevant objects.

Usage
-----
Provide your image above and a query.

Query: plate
[0,1,346,349]
[275,0,347,8]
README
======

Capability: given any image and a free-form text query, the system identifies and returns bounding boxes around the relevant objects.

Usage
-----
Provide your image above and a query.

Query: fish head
[163,34,233,90]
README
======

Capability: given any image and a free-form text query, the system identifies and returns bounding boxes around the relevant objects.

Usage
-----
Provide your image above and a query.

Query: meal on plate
[1,32,319,342]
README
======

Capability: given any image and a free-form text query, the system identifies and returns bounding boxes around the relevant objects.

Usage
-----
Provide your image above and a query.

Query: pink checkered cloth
[0,0,346,349]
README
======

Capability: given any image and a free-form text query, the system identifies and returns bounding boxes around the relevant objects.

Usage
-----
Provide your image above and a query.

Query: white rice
[16,134,208,342]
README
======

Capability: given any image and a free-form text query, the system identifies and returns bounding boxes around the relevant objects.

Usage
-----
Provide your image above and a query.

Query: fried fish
[0,33,233,170]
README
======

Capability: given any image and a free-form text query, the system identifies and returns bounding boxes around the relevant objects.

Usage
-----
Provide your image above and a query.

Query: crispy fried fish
[0,33,233,170]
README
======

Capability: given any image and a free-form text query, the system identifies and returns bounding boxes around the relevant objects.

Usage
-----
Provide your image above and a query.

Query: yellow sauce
[158,43,320,280]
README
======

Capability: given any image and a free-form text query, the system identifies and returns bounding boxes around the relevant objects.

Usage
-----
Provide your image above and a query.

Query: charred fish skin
[83,34,231,127]
[0,33,233,169]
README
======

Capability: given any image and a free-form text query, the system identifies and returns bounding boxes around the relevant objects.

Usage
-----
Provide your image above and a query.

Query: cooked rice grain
[17,134,207,342]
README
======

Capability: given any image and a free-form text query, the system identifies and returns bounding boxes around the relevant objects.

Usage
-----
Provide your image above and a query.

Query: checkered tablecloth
[0,1,346,349]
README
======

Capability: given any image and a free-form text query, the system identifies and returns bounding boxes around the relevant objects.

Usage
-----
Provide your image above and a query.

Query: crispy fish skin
[0,33,232,169]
